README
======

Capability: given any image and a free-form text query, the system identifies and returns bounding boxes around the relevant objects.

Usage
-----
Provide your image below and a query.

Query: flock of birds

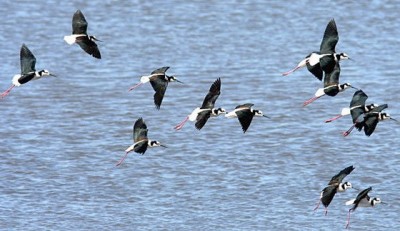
[0,10,396,229]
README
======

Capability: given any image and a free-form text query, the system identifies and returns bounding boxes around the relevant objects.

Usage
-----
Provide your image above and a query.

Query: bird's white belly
[64,34,85,45]
[225,110,237,118]
[12,74,22,86]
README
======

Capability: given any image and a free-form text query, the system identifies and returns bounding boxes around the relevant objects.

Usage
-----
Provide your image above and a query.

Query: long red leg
[128,82,142,91]
[325,114,342,123]
[174,116,189,130]
[282,66,301,76]
[0,85,15,99]
[343,124,355,136]
[303,96,321,107]
[345,209,353,229]
[116,152,129,166]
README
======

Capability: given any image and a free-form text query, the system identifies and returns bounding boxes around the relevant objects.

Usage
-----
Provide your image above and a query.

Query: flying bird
[225,103,269,133]
[343,104,398,136]
[325,90,378,123]
[128,67,183,109]
[303,62,356,106]
[314,165,355,216]
[282,19,350,79]
[64,10,101,59]
[345,187,382,229]
[116,118,166,166]
[174,78,226,130]
[1,44,55,99]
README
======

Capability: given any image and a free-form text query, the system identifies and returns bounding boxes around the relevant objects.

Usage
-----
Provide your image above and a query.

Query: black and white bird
[282,19,350,79]
[1,44,56,99]
[314,165,355,216]
[343,104,398,136]
[303,62,356,106]
[128,67,183,109]
[64,10,101,59]
[325,89,378,123]
[345,187,382,229]
[225,103,269,133]
[116,118,166,166]
[174,78,226,130]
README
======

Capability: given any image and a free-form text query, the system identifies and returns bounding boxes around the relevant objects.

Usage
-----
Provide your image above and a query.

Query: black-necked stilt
[174,78,226,130]
[303,62,356,106]
[343,104,398,136]
[64,10,101,59]
[116,118,166,166]
[1,44,55,99]
[325,90,378,123]
[282,19,350,79]
[128,67,183,109]
[314,165,355,216]
[345,187,382,229]
[225,103,269,133]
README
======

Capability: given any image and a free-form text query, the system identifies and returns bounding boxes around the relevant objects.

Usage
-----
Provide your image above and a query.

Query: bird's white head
[380,112,391,121]
[339,83,354,91]
[38,69,56,77]
[148,140,167,148]
[168,76,183,84]
[339,182,352,192]
[89,35,101,42]
[339,53,350,60]
[371,197,382,206]
[212,108,226,116]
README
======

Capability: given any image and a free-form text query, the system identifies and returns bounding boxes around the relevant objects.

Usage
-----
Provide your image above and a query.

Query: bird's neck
[337,183,347,192]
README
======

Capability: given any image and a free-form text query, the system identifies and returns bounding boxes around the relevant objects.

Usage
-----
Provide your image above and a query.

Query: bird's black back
[328,165,355,185]
[151,66,169,75]
[323,62,340,96]
[150,75,168,109]
[355,104,388,134]
[320,19,339,54]
[351,187,372,211]
[72,10,88,35]
[201,78,221,109]
[20,44,36,75]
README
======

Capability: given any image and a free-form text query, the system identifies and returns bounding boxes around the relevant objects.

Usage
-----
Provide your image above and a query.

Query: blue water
[0,1,399,230]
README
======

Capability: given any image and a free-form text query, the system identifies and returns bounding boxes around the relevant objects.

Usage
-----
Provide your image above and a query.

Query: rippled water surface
[1,1,400,230]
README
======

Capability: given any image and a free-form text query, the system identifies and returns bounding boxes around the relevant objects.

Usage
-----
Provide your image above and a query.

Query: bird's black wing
[195,110,211,130]
[328,165,355,185]
[235,103,254,109]
[321,185,338,208]
[20,44,36,75]
[76,38,101,59]
[72,10,88,35]
[320,19,338,54]
[307,62,323,81]
[352,187,372,211]
[236,109,254,133]
[323,61,340,87]
[134,140,148,155]
[150,76,168,109]
[201,78,221,109]
[363,115,380,136]
[133,118,148,143]
[350,90,369,123]
[151,66,169,75]
[17,73,36,85]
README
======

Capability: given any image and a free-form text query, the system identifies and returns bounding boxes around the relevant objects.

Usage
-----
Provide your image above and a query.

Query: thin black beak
[50,73,57,77]
[352,187,359,191]
[160,144,167,148]
[176,79,184,84]
[93,37,102,42]
[390,117,399,123]
[350,86,358,90]
[263,115,270,118]
[349,57,354,61]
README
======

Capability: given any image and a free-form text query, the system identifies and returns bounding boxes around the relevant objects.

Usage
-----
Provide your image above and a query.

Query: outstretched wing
[195,110,211,130]
[320,19,338,54]
[328,165,355,185]
[352,187,372,210]
[76,38,101,59]
[235,103,254,109]
[323,61,340,87]
[133,118,148,143]
[350,90,368,108]
[236,109,254,133]
[72,10,88,35]
[307,62,323,81]
[151,66,169,75]
[201,78,221,109]
[150,75,168,109]
[20,44,36,75]
[321,185,337,208]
